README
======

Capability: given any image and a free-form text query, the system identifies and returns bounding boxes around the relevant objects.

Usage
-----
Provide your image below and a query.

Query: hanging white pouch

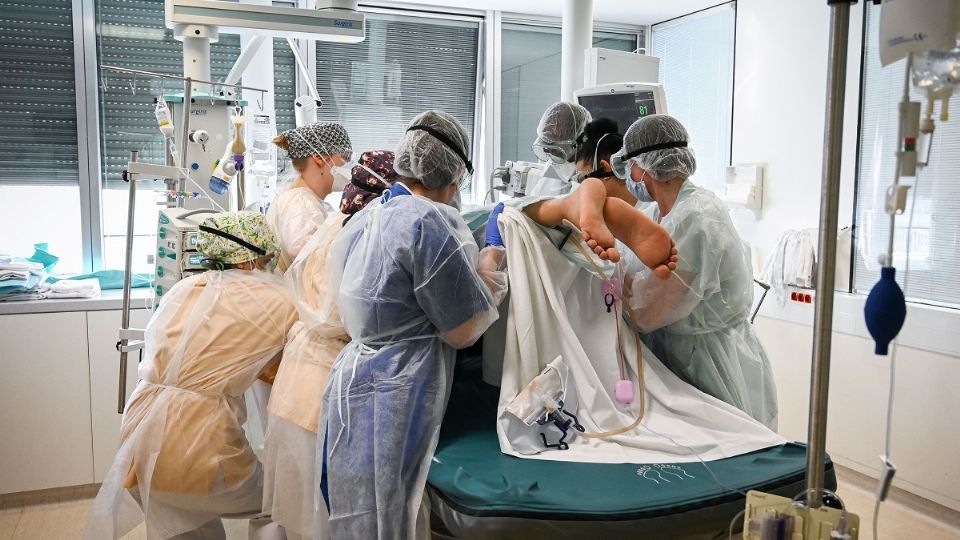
[499,356,583,454]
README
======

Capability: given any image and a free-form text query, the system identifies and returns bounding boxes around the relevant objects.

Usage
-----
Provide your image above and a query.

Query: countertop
[0,289,155,315]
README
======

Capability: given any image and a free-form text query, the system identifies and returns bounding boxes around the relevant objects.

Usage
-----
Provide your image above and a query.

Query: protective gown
[262,212,347,539]
[84,270,298,540]
[266,180,331,270]
[624,181,778,429]
[317,195,501,540]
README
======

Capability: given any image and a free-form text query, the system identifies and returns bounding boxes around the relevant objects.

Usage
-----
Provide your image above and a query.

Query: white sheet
[496,207,785,464]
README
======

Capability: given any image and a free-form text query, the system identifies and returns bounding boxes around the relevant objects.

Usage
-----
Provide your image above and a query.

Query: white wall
[731,0,960,511]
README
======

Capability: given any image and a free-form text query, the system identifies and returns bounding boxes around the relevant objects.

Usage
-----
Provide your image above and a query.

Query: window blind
[95,0,241,189]
[854,5,960,308]
[314,13,480,188]
[273,37,296,134]
[652,3,735,195]
[500,25,639,165]
[0,0,79,185]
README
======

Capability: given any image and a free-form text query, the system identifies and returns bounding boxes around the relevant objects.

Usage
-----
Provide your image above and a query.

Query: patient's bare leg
[523,179,619,261]
[592,197,678,279]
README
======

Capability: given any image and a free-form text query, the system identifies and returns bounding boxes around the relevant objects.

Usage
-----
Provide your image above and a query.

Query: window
[95,0,241,273]
[853,5,960,308]
[0,0,84,274]
[314,12,480,200]
[652,3,735,194]
[273,38,296,134]
[500,25,639,165]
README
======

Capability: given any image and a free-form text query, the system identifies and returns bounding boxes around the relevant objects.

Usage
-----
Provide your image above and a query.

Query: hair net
[394,110,472,190]
[536,102,592,145]
[198,211,280,265]
[279,122,352,159]
[340,150,398,217]
[611,114,697,181]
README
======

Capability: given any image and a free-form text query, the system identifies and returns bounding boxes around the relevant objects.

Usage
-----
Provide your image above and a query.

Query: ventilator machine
[113,0,367,414]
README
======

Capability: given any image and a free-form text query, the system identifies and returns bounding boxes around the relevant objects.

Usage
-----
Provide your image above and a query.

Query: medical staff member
[268,122,353,270]
[262,151,398,540]
[611,114,778,429]
[528,101,592,196]
[85,212,298,540]
[316,110,506,540]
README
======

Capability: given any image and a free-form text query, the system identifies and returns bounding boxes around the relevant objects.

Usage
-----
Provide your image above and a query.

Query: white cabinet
[0,312,94,493]
[87,309,149,482]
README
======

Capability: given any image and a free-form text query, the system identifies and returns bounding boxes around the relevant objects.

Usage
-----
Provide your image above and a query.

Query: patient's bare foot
[580,213,620,263]
[623,223,675,279]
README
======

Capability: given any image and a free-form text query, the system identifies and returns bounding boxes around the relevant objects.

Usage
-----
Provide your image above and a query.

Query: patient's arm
[523,179,677,278]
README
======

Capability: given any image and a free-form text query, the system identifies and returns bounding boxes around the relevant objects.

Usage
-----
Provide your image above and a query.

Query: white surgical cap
[617,114,697,182]
[394,110,472,190]
[536,102,592,145]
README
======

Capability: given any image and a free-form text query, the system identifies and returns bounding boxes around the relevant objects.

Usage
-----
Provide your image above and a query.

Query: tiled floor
[1,477,957,539]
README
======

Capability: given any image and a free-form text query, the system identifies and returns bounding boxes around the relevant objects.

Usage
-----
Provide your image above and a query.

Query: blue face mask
[627,168,655,203]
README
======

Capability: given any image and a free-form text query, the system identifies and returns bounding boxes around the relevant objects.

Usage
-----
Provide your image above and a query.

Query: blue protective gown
[316,194,499,540]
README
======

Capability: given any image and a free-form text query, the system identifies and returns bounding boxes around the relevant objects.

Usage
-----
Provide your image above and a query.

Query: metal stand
[805,0,855,508]
[117,150,142,413]
[105,67,268,414]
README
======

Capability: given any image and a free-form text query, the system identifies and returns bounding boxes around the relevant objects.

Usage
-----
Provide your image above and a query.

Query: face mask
[627,166,655,203]
[448,188,462,210]
[331,163,352,191]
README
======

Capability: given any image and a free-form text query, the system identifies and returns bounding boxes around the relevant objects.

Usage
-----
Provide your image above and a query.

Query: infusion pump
[154,208,219,298]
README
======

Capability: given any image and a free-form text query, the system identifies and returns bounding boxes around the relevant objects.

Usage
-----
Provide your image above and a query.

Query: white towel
[46,278,101,299]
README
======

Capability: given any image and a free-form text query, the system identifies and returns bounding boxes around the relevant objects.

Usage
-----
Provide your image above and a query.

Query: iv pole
[805,0,856,509]
[106,66,268,413]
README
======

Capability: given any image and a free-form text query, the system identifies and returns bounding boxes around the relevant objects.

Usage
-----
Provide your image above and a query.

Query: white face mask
[331,163,352,191]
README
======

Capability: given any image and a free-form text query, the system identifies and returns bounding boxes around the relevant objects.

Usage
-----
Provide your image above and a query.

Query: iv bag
[879,0,959,67]
[248,113,279,213]
[912,39,960,98]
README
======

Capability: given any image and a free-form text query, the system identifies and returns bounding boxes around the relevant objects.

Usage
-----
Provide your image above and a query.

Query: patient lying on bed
[522,178,677,278]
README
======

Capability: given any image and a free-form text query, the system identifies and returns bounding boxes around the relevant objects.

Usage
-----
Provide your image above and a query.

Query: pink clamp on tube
[615,380,634,405]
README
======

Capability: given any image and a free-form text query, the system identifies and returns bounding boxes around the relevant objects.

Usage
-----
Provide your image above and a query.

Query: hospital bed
[427,350,837,540]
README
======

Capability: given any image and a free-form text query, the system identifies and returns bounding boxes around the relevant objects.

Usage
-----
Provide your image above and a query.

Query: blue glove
[380,182,412,204]
[485,202,505,247]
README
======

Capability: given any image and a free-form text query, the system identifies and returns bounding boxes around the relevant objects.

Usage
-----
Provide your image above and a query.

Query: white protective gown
[316,194,501,540]
[262,212,347,539]
[625,181,778,429]
[526,163,576,197]
[266,181,331,270]
[84,270,298,540]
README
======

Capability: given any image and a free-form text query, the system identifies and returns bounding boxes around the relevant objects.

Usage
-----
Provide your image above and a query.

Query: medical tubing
[727,508,746,540]
[874,168,920,540]
[177,165,227,213]
[566,233,646,439]
[567,226,631,382]
[578,331,646,439]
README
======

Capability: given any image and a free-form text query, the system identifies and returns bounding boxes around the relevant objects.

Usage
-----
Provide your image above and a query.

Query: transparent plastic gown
[623,181,778,429]
[84,270,298,540]
[263,212,348,539]
[316,195,503,540]
[266,182,332,270]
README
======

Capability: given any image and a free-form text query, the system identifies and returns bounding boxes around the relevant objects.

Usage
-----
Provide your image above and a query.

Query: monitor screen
[578,90,657,134]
